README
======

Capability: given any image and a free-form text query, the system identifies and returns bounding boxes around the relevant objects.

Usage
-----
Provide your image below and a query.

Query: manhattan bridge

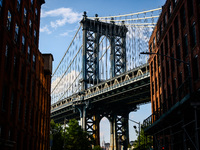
[50,8,161,149]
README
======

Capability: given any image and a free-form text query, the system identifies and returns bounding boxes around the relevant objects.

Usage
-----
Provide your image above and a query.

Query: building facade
[0,0,53,150]
[144,0,200,149]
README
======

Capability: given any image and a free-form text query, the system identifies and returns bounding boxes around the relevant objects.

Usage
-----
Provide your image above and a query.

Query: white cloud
[40,25,52,34]
[41,7,82,28]
[51,70,81,104]
[60,28,78,37]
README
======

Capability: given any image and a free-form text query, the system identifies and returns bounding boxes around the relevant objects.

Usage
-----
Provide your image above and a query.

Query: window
[7,10,12,31]
[178,72,182,86]
[183,34,188,57]
[34,29,37,45]
[175,17,179,39]
[153,37,155,48]
[152,82,154,95]
[181,6,186,28]
[166,60,169,78]
[17,0,21,12]
[163,89,166,102]
[151,62,153,76]
[156,30,159,41]
[159,73,161,86]
[29,20,32,36]
[160,22,163,37]
[161,43,164,60]
[169,27,173,47]
[155,78,157,92]
[15,23,19,42]
[18,99,22,120]
[20,64,24,86]
[156,97,158,110]
[35,8,38,21]
[1,85,7,110]
[162,66,165,83]
[0,0,3,14]
[30,108,33,128]
[191,22,197,47]
[26,72,30,96]
[8,130,11,140]
[154,56,157,72]
[0,126,1,137]
[149,43,152,52]
[10,92,14,115]
[33,53,36,69]
[157,52,160,67]
[176,44,181,65]
[164,36,168,54]
[163,13,167,27]
[5,45,9,70]
[168,3,172,18]
[167,85,171,106]
[193,55,199,81]
[31,0,34,11]
[13,55,17,77]
[171,53,175,72]
[188,0,194,18]
[28,45,31,61]
[32,80,35,99]
[23,7,27,24]
[22,34,25,53]
[173,78,176,91]
[184,65,189,79]
[24,103,27,124]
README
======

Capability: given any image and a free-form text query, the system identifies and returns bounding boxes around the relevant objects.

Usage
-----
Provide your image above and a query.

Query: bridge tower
[80,12,128,90]
[78,12,130,150]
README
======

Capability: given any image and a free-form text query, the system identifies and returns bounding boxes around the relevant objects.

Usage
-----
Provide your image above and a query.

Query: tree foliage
[50,120,64,150]
[64,119,93,150]
[50,119,94,150]
[133,124,153,150]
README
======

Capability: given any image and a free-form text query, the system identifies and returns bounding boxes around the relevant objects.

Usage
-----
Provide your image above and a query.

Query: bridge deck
[51,64,150,123]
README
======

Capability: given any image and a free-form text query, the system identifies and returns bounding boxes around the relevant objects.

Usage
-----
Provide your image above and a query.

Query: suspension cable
[88,7,161,19]
[52,25,81,77]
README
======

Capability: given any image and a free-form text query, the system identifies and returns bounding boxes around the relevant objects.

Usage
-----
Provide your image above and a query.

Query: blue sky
[39,0,166,144]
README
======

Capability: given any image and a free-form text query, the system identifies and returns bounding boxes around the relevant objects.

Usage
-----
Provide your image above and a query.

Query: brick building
[0,0,53,150]
[143,0,200,149]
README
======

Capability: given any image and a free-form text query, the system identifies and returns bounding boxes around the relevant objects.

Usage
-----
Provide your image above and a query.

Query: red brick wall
[0,0,51,150]
[149,0,200,115]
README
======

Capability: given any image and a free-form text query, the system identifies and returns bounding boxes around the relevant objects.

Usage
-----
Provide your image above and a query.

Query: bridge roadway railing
[51,63,149,113]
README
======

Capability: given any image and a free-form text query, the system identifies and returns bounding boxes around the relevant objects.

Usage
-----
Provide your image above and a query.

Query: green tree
[50,119,64,150]
[133,125,153,150]
[93,145,103,150]
[64,119,93,150]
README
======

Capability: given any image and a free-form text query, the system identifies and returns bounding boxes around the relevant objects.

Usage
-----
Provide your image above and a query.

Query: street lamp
[129,119,141,150]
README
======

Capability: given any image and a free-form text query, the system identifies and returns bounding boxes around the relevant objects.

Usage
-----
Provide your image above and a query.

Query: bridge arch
[99,116,111,147]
